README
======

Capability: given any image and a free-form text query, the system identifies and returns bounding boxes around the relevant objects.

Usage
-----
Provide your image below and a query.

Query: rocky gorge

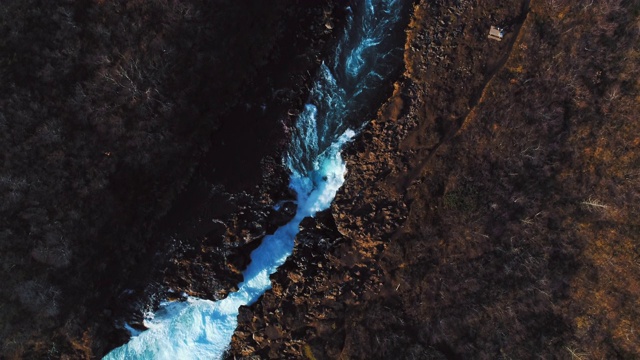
[1,0,346,357]
[1,0,639,359]
[230,0,640,358]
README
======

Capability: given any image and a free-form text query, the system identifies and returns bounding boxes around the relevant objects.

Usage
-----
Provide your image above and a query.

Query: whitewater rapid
[105,1,404,359]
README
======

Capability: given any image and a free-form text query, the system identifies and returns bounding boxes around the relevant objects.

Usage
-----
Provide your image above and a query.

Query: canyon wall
[0,1,341,357]
[231,0,640,358]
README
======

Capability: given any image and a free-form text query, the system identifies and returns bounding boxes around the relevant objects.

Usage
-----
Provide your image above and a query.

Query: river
[105,1,405,358]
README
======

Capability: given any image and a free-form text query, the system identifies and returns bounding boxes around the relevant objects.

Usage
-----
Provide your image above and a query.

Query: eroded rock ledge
[0,1,345,358]
[231,0,640,358]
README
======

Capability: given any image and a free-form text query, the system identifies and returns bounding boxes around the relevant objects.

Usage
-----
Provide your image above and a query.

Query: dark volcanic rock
[231,0,640,359]
[0,0,346,358]
[103,0,349,356]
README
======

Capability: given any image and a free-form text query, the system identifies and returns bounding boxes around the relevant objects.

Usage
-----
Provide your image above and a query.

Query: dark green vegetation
[0,0,339,357]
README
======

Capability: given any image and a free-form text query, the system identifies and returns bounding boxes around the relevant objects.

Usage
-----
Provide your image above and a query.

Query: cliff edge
[231,0,640,358]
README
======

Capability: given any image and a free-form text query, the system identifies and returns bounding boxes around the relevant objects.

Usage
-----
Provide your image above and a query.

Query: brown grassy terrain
[232,0,640,358]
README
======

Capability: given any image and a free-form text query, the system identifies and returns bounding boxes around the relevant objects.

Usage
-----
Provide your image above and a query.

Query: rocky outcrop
[0,1,346,358]
[231,0,640,358]
[100,1,350,356]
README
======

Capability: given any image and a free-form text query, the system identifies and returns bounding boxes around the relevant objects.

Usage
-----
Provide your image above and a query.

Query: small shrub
[15,280,60,318]
[443,184,480,212]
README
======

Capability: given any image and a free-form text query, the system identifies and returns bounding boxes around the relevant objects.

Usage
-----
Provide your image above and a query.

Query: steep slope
[231,0,640,358]
[0,1,343,357]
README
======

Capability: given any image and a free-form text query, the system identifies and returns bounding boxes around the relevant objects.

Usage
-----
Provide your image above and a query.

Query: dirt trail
[230,0,640,358]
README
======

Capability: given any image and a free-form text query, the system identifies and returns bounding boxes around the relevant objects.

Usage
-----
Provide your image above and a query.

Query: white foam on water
[104,0,404,357]
[105,130,355,360]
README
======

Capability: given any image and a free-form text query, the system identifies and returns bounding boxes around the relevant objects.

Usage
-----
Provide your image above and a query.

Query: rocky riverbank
[97,2,350,357]
[0,1,345,358]
[231,0,640,358]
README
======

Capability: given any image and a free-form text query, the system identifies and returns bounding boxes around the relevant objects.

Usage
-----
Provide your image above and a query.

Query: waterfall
[104,1,404,359]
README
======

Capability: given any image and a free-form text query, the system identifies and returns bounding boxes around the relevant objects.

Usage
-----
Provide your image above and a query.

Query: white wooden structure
[488,26,504,41]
